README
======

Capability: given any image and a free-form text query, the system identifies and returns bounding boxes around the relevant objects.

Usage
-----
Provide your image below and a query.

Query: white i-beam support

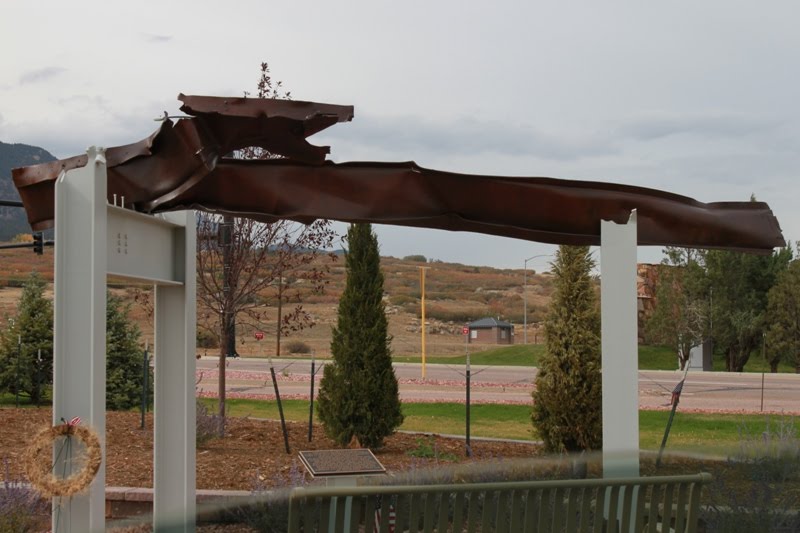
[53,147,196,532]
[54,147,108,532]
[601,210,640,478]
[153,211,197,530]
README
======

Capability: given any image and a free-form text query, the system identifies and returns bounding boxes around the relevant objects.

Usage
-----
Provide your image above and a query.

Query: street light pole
[523,254,549,345]
[419,266,431,379]
[15,334,21,407]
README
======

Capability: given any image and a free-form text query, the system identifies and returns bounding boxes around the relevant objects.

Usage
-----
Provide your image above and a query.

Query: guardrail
[288,472,711,532]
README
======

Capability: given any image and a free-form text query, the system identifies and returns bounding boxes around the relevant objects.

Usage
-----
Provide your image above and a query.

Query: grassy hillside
[0,247,554,359]
[0,246,790,372]
[0,245,790,372]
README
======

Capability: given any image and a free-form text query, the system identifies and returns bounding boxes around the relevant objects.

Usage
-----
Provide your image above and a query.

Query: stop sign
[462,326,469,335]
[254,331,264,340]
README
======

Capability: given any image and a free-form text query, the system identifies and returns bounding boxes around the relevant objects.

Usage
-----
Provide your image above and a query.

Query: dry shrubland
[0,249,553,358]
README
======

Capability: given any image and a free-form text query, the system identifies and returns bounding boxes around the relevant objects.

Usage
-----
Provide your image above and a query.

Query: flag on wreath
[373,495,396,533]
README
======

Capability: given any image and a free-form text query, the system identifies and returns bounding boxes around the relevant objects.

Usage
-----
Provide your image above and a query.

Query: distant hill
[0,244,554,357]
[0,141,56,241]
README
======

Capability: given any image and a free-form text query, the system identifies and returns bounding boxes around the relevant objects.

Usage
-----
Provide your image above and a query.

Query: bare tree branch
[195,62,338,435]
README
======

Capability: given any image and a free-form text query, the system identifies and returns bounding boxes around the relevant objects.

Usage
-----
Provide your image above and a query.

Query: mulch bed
[1,408,540,491]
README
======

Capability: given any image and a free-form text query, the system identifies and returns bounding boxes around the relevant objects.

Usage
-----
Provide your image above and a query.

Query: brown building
[467,317,515,345]
[637,263,661,344]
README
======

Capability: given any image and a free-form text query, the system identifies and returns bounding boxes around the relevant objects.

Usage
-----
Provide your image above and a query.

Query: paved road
[638,369,800,413]
[195,357,800,413]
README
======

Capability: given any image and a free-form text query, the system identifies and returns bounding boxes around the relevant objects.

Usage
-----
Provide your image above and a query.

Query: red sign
[254,331,264,340]
[462,326,469,335]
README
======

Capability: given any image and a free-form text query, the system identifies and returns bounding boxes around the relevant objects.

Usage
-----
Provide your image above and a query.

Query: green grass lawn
[396,344,673,369]
[396,343,797,373]
[201,397,794,454]
[637,345,678,370]
[637,410,776,452]
[711,353,797,373]
[8,393,780,453]
[0,390,51,407]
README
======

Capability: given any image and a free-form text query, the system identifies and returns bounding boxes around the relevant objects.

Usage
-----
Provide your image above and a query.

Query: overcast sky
[2,1,798,270]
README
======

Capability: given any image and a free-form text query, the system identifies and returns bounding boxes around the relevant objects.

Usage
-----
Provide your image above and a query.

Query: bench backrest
[287,472,711,533]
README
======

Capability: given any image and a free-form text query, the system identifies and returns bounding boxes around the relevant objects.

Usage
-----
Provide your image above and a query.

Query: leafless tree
[196,62,337,434]
[645,247,708,370]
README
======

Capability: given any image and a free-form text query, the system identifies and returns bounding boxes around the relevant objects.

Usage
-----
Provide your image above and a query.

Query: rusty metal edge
[178,93,354,125]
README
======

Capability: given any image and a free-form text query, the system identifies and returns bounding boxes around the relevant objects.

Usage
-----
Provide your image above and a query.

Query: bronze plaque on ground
[298,449,386,477]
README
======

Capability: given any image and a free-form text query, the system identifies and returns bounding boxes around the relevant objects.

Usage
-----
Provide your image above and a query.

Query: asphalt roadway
[195,357,800,413]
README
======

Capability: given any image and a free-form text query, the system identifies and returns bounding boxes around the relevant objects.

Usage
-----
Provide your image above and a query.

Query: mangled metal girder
[12,94,785,253]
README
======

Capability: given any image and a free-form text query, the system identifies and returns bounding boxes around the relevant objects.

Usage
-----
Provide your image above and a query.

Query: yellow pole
[420,266,428,379]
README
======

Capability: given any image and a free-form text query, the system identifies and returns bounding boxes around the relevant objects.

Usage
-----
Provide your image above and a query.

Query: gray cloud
[619,112,779,142]
[323,114,618,162]
[142,33,173,43]
[19,67,67,85]
[56,94,112,110]
[1,97,171,159]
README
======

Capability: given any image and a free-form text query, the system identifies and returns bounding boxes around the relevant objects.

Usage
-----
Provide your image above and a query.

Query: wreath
[23,417,102,499]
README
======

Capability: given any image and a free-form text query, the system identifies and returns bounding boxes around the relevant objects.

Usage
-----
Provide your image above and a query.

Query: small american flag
[373,495,396,533]
[68,416,82,426]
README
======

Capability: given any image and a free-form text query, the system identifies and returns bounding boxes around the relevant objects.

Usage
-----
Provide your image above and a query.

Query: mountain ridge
[0,141,57,241]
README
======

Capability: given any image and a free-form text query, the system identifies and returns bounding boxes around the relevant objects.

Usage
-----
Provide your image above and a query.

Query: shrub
[11,234,33,244]
[1,457,48,533]
[406,436,458,462]
[703,417,800,532]
[284,340,311,354]
[226,461,307,532]
[401,302,420,315]
[402,255,427,262]
[196,329,219,349]
[389,294,418,306]
[425,305,484,324]
[196,400,224,446]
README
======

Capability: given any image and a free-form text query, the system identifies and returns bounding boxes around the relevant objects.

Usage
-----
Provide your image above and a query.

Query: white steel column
[601,210,639,478]
[154,211,197,531]
[52,147,107,532]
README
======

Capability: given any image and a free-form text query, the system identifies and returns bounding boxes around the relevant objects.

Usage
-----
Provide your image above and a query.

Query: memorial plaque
[298,449,386,477]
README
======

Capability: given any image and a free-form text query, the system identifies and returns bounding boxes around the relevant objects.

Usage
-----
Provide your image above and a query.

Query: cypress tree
[0,272,53,404]
[531,245,602,454]
[317,223,403,448]
[106,292,151,410]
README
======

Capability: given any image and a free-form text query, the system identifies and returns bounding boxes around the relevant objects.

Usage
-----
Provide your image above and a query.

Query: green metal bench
[287,472,711,532]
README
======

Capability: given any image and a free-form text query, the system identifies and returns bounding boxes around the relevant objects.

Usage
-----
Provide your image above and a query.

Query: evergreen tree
[0,272,53,404]
[766,254,800,372]
[704,247,791,371]
[317,223,403,448]
[106,292,151,410]
[531,245,602,454]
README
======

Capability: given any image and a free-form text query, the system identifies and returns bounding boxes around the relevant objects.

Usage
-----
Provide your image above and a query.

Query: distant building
[637,263,660,344]
[467,317,514,345]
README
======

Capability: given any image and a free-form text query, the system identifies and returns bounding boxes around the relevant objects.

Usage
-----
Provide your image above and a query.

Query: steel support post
[52,147,108,532]
[601,210,639,478]
[308,355,315,442]
[154,211,197,531]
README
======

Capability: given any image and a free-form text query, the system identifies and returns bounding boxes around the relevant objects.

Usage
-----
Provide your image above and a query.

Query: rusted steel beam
[11,95,785,253]
[152,159,785,253]
[178,93,354,128]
